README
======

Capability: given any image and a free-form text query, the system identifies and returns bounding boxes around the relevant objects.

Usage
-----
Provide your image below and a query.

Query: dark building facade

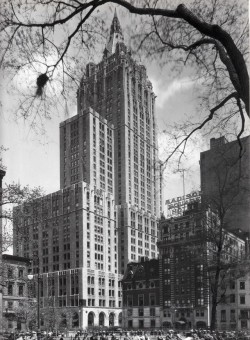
[157,203,246,330]
[158,204,211,330]
[200,136,250,233]
[2,254,31,334]
[122,258,160,329]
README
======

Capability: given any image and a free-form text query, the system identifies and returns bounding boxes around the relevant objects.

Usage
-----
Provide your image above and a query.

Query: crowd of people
[6,329,250,340]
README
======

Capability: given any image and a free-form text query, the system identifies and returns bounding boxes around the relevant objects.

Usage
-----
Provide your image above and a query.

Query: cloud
[151,77,196,108]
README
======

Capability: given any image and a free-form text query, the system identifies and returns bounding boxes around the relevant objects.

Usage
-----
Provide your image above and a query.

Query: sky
[0,3,228,217]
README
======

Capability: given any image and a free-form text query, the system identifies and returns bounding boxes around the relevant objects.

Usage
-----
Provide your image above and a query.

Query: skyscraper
[13,13,162,329]
[61,12,162,273]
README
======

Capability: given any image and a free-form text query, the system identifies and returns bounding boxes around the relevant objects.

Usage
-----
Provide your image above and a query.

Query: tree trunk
[210,288,218,331]
[210,239,223,330]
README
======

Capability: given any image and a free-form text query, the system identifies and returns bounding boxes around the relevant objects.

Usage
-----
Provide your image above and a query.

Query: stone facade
[2,255,31,333]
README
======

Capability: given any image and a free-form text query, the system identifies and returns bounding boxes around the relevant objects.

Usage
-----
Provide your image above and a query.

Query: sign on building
[165,191,201,217]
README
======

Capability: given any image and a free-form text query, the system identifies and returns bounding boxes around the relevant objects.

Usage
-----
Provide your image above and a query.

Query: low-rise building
[122,258,160,329]
[2,254,31,333]
[216,271,250,331]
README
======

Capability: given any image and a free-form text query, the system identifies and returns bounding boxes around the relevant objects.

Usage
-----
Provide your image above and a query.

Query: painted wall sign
[165,191,201,217]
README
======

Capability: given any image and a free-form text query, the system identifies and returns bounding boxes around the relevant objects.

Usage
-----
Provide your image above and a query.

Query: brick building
[157,203,246,331]
[122,258,160,329]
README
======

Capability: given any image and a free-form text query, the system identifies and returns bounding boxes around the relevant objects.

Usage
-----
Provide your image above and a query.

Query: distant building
[2,254,31,333]
[200,135,250,233]
[122,258,160,329]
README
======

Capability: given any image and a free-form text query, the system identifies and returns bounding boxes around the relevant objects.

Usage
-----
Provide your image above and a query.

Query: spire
[104,10,124,57]
[110,8,123,36]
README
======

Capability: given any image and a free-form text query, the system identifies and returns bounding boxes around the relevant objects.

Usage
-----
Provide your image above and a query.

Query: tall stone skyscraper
[13,13,162,329]
[61,12,162,273]
[75,13,162,273]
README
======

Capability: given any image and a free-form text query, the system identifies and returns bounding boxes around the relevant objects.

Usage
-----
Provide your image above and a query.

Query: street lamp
[28,259,41,339]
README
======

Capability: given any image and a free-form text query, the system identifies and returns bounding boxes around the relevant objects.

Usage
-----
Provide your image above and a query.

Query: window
[221,310,226,322]
[138,308,144,317]
[18,285,24,297]
[240,282,245,290]
[138,295,144,306]
[149,294,155,306]
[240,296,245,305]
[139,319,144,328]
[150,308,155,317]
[240,310,249,319]
[127,296,133,307]
[8,284,13,296]
[197,298,204,306]
[164,300,171,307]
[18,269,24,278]
[230,310,235,322]
[7,268,13,278]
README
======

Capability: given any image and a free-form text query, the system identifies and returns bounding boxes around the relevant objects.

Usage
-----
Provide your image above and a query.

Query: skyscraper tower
[71,12,162,273]
[13,12,162,329]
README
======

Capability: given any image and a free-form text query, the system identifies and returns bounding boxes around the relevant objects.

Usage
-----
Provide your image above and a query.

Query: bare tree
[198,143,250,330]
[0,182,44,254]
[201,211,247,331]
[0,0,249,152]
[13,299,37,331]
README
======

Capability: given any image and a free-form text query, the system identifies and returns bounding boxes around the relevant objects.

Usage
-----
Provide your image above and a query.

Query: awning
[176,321,186,324]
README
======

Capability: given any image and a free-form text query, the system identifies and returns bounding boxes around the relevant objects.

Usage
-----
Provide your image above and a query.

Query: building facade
[216,273,250,331]
[14,113,122,329]
[13,13,162,329]
[157,202,246,331]
[200,136,250,233]
[76,12,162,274]
[2,254,31,334]
[122,258,160,329]
[158,204,211,330]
